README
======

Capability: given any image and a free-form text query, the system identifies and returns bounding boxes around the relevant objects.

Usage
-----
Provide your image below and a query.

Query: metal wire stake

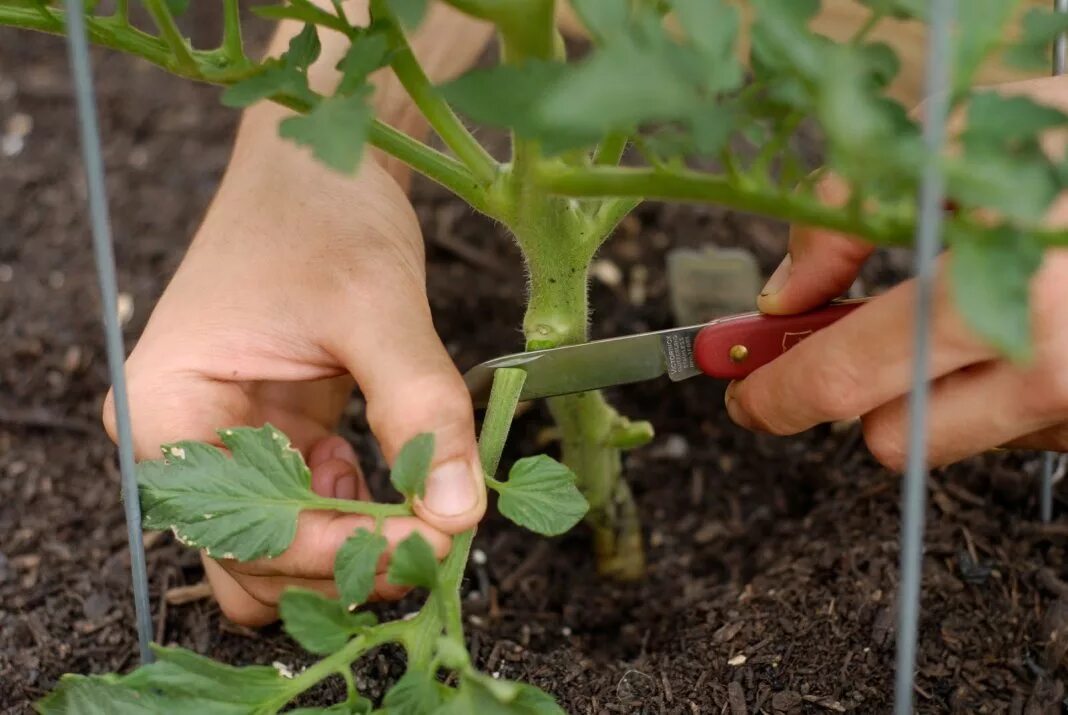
[893,0,955,712]
[1041,0,1068,524]
[63,0,154,664]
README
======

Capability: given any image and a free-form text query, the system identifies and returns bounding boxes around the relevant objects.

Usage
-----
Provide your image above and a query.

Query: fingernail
[724,382,754,429]
[332,440,359,467]
[334,475,359,500]
[422,458,479,517]
[760,254,793,298]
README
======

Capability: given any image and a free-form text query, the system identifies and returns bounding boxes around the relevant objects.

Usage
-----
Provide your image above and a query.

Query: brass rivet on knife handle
[728,344,749,364]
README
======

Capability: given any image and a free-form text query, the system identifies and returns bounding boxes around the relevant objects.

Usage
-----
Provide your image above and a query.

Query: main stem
[514,204,647,579]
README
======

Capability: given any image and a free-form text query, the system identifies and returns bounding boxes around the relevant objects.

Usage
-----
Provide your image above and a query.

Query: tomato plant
[4,0,1068,711]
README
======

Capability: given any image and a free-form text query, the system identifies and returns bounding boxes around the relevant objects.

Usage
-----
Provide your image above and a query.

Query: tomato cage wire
[54,0,1065,710]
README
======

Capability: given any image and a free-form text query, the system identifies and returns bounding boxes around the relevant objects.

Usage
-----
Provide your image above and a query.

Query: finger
[202,556,278,627]
[308,435,373,500]
[728,260,1000,436]
[227,572,340,606]
[758,175,875,316]
[322,249,486,535]
[860,362,1063,471]
[230,514,451,579]
[1005,424,1068,452]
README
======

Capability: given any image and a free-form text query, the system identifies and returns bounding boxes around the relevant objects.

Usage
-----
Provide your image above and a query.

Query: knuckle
[863,418,906,472]
[808,357,863,422]
[367,372,475,457]
[1024,361,1068,419]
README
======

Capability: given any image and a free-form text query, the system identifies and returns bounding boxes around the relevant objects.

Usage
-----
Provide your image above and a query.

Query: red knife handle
[693,299,868,380]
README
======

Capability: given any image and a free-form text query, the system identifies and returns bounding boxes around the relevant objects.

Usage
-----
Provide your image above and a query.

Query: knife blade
[464,299,868,407]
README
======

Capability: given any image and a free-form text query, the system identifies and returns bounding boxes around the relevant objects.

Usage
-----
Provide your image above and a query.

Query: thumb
[326,280,486,535]
[758,175,874,316]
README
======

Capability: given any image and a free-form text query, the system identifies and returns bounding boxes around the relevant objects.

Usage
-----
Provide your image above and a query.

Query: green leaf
[382,671,443,715]
[492,456,588,537]
[289,702,373,715]
[164,0,189,16]
[253,1,347,32]
[121,645,291,704]
[1005,8,1068,69]
[388,0,428,29]
[336,31,393,95]
[538,39,700,140]
[284,23,322,71]
[386,532,439,589]
[857,0,926,20]
[36,675,249,715]
[137,424,317,561]
[674,0,739,62]
[441,61,568,136]
[946,151,1058,224]
[570,0,629,43]
[389,432,435,499]
[279,588,377,654]
[949,226,1044,361]
[279,90,374,173]
[437,674,565,715]
[953,0,1016,90]
[962,92,1068,154]
[334,528,388,607]
[222,63,311,108]
[860,41,901,88]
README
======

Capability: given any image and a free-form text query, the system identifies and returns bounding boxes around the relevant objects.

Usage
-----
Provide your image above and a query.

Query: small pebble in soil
[727,654,747,666]
[116,292,134,325]
[590,259,623,288]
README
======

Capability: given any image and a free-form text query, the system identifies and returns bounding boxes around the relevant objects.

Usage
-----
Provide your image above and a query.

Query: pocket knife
[464,299,867,407]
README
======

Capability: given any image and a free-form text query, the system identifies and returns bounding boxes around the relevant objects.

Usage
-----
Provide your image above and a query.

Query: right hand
[103,104,486,626]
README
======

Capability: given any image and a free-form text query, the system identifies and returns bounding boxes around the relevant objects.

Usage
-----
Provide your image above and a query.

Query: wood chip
[727,681,747,715]
[165,581,213,605]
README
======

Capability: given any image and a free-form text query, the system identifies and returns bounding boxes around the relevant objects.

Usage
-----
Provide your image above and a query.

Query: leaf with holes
[136,424,318,561]
[490,456,588,537]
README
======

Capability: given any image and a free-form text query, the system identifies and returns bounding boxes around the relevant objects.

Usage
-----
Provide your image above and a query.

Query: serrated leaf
[441,61,568,136]
[674,0,739,62]
[962,92,1068,155]
[437,674,564,715]
[337,31,392,95]
[36,674,250,715]
[389,432,435,498]
[222,63,311,108]
[388,0,427,29]
[382,671,443,715]
[279,588,377,654]
[285,23,322,71]
[857,0,926,20]
[253,1,347,32]
[335,528,388,606]
[946,151,1058,224]
[538,39,699,139]
[493,456,588,536]
[1004,8,1068,69]
[954,0,1016,90]
[386,532,439,589]
[279,90,373,173]
[121,645,291,704]
[571,0,630,43]
[137,424,317,561]
[164,0,189,16]
[949,226,1044,361]
[289,702,373,715]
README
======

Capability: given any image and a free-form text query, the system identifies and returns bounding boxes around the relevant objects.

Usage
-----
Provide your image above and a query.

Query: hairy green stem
[535,162,912,244]
[374,0,498,185]
[221,0,245,64]
[143,0,197,73]
[308,496,412,518]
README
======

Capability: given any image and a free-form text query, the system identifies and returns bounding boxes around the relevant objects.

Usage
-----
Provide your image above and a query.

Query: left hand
[723,78,1068,470]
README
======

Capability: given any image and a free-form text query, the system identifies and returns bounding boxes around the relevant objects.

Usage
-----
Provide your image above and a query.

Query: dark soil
[3,19,1068,715]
